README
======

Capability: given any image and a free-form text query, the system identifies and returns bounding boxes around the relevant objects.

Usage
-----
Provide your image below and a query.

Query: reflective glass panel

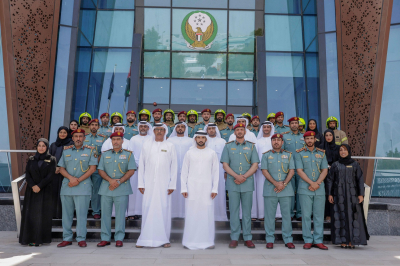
[171,80,226,105]
[98,0,135,9]
[144,0,171,6]
[144,8,170,50]
[229,11,255,53]
[172,52,226,79]
[228,54,254,80]
[60,0,75,26]
[303,0,316,14]
[144,52,170,78]
[143,79,170,104]
[306,53,320,123]
[172,0,227,8]
[324,0,336,32]
[264,0,301,14]
[94,11,134,47]
[228,81,253,106]
[230,0,256,9]
[265,15,303,52]
[393,0,400,24]
[81,0,96,8]
[88,48,132,118]
[325,33,340,125]
[266,53,304,119]
[72,48,92,120]
[78,10,96,46]
[172,9,227,52]
[304,16,318,52]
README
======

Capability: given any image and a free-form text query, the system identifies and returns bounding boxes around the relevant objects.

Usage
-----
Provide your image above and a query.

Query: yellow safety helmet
[139,109,151,122]
[163,109,175,121]
[187,109,198,122]
[79,112,92,125]
[110,112,123,124]
[242,112,252,121]
[214,109,226,120]
[299,118,306,126]
[326,116,339,129]
[267,113,276,121]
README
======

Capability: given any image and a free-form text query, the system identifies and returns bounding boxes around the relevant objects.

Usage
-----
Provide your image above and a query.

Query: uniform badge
[315,154,321,158]
[223,133,227,135]
[81,154,88,157]
[303,156,309,158]
[231,148,236,150]
[107,129,112,132]
[133,129,138,131]
[300,138,304,140]
[96,140,103,142]
[268,156,274,159]
[119,155,126,159]
[287,139,291,141]
[281,155,288,159]
[106,156,111,159]
[346,165,352,168]
[65,155,71,157]
[44,159,51,162]
[243,147,250,150]
[161,149,167,152]
[84,140,89,142]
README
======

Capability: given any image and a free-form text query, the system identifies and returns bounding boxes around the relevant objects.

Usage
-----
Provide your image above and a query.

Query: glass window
[172,52,226,79]
[171,80,226,105]
[229,11,255,53]
[266,53,305,119]
[303,16,318,52]
[143,52,170,78]
[144,0,171,6]
[88,48,132,118]
[78,10,96,46]
[265,15,303,52]
[94,11,134,47]
[392,0,400,24]
[228,54,254,80]
[143,79,170,104]
[325,33,340,125]
[81,0,96,9]
[172,0,227,8]
[264,0,301,14]
[306,53,320,123]
[98,0,135,9]
[72,48,92,120]
[228,81,253,105]
[172,9,227,52]
[302,0,316,14]
[324,0,336,32]
[60,0,76,26]
[144,8,170,50]
[230,0,256,9]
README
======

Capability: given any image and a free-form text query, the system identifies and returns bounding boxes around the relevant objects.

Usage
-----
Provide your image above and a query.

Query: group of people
[19,108,369,250]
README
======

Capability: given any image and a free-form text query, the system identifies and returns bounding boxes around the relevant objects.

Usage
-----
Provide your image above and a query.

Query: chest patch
[44,159,51,162]
[223,133,227,135]
[300,138,304,140]
[106,156,111,159]
[81,154,89,157]
[286,139,292,141]
[315,154,321,158]
[346,165,353,168]
[119,155,126,159]
[231,148,236,150]
[303,156,309,158]
[96,140,103,142]
[281,155,288,159]
[268,156,274,159]
[65,154,71,157]
[243,147,250,150]
[84,140,89,142]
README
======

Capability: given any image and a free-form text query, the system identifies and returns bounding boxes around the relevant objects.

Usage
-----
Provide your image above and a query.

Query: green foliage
[377,148,400,170]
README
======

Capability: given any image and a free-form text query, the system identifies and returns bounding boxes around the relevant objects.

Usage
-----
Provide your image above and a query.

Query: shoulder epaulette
[195,121,203,125]
[225,141,234,145]
[98,134,106,138]
[316,147,325,153]
[284,124,290,127]
[281,131,290,135]
[104,149,113,153]
[84,145,95,149]
[262,149,272,154]
[296,147,306,153]
[282,149,292,154]
[247,141,255,144]
[64,145,73,150]
[85,133,90,136]
[123,149,132,153]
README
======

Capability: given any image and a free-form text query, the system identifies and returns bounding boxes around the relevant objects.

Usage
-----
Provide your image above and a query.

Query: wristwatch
[283,182,287,187]
[117,180,121,184]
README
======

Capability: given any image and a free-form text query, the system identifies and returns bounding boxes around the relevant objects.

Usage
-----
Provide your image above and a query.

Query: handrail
[11,174,26,237]
[0,150,36,152]
[352,156,400,161]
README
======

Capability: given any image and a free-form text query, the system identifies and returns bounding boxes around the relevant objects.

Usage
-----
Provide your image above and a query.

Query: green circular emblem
[181,11,218,50]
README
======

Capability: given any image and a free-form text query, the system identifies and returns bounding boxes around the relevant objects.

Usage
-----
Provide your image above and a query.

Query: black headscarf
[306,119,319,134]
[319,129,340,165]
[34,138,51,161]
[338,144,355,166]
[55,126,72,147]
[68,120,79,139]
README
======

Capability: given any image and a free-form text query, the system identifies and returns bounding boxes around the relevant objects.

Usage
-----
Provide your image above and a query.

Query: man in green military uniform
[193,108,212,133]
[221,123,259,249]
[220,113,234,142]
[274,112,290,134]
[178,111,187,122]
[267,113,276,124]
[326,116,348,145]
[295,131,329,250]
[138,109,151,122]
[151,108,163,126]
[186,109,198,138]
[110,112,123,127]
[57,129,98,248]
[261,133,295,249]
[124,110,138,140]
[250,116,260,137]
[214,109,228,132]
[98,113,112,138]
[96,132,136,248]
[283,117,305,220]
[84,119,106,219]
[163,109,175,138]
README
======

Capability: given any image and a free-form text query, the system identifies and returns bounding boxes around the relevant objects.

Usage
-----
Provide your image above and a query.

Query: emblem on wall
[181,11,218,50]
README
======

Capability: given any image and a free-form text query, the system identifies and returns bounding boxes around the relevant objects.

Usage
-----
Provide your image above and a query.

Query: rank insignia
[81,154,88,157]
[243,147,250,150]
[281,155,288,159]
[119,155,127,159]
[268,156,274,159]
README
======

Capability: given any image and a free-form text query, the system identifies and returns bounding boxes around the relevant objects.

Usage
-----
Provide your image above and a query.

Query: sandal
[163,243,171,248]
[126,216,135,220]
[135,245,143,248]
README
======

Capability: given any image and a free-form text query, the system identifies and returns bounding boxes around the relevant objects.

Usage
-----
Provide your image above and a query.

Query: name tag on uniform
[106,156,111,159]
[65,154,71,157]
[287,139,291,141]
[161,149,167,152]
[81,154,88,157]
[281,155,288,159]
[346,165,353,168]
[119,155,126,159]
[84,140,89,142]
[223,133,227,135]
[243,147,250,150]
[96,140,102,142]
[231,148,236,150]
[303,156,309,158]
[268,156,274,159]
[300,138,304,140]
[133,129,138,131]
[44,159,51,162]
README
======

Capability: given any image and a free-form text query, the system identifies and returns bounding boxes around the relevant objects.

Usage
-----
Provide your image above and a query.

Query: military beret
[110,132,124,138]
[100,113,109,118]
[88,119,99,125]
[225,113,234,119]
[202,108,211,113]
[275,111,284,117]
[178,111,187,116]
[71,129,85,135]
[288,117,299,123]
[126,110,136,115]
[271,133,283,139]
[251,115,260,121]
[234,123,246,130]
[152,108,162,114]
[303,131,316,138]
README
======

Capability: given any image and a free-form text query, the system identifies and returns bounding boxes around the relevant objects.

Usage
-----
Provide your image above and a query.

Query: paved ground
[0,232,399,266]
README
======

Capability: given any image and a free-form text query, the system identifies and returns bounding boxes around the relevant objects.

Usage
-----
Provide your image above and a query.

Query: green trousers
[61,195,90,242]
[101,195,128,241]
[264,196,293,244]
[228,191,253,241]
[91,172,102,215]
[290,174,302,218]
[299,194,325,244]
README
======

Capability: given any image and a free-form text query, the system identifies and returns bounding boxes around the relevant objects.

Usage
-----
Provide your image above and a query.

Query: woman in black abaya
[306,119,323,147]
[19,138,56,246]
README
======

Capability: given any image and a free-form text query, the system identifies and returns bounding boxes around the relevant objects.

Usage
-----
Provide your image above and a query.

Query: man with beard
[250,116,260,137]
[136,123,177,248]
[326,116,348,145]
[96,132,136,248]
[79,112,92,134]
[242,112,252,129]
[110,112,123,127]
[193,109,212,134]
[57,129,97,248]
[151,108,163,126]
[163,109,175,138]
[101,124,131,152]
[181,130,219,250]
[126,122,153,220]
[298,118,306,134]
[167,122,192,218]
[186,110,198,138]
[138,109,151,123]
[274,112,290,134]
[178,111,187,122]
[220,113,234,142]
[84,119,106,219]
[124,110,138,140]
[295,131,329,250]
[228,116,257,144]
[98,113,112,138]
[214,109,227,132]
[261,133,296,249]
[221,123,259,249]
[283,117,305,221]
[267,113,276,125]
[203,123,228,222]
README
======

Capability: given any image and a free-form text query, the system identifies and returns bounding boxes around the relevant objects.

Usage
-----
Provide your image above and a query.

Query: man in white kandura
[126,121,153,220]
[136,123,177,248]
[167,122,192,218]
[255,121,281,220]
[228,116,258,143]
[181,130,219,250]
[101,123,131,153]
[204,123,228,221]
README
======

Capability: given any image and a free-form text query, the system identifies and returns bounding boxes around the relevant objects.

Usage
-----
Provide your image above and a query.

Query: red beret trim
[100,113,109,118]
[271,133,283,139]
[234,123,246,130]
[275,112,284,117]
[126,110,136,115]
[88,119,99,125]
[110,132,124,138]
[202,109,211,113]
[152,109,162,114]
